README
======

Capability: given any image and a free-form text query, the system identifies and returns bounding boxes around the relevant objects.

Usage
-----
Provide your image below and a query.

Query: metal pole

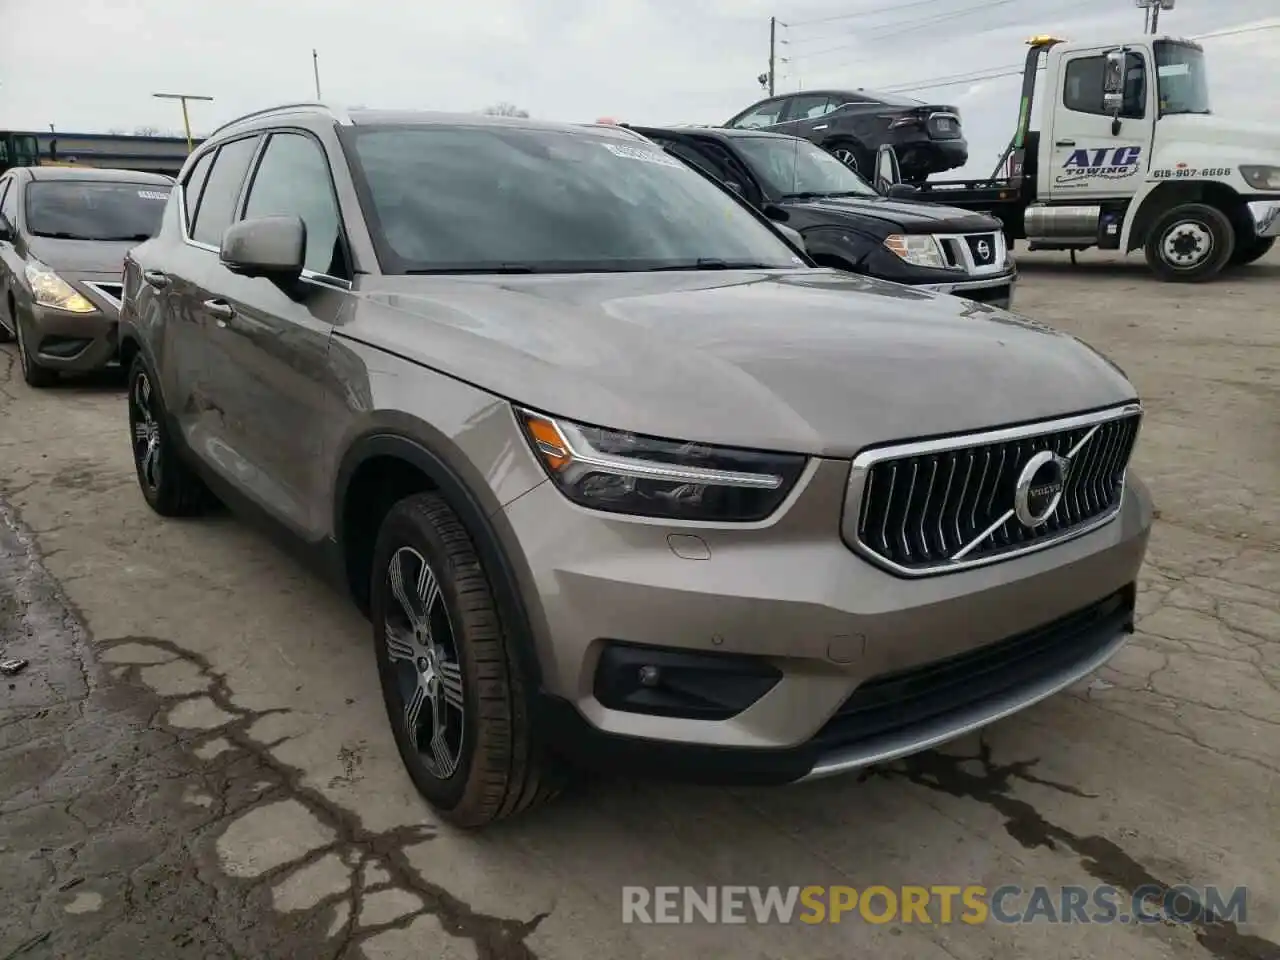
[769,17,776,95]
[1150,3,1160,34]
[153,93,214,153]
[312,49,322,99]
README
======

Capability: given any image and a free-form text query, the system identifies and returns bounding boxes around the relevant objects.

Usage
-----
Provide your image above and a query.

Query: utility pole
[768,17,777,95]
[312,49,323,99]
[153,92,214,153]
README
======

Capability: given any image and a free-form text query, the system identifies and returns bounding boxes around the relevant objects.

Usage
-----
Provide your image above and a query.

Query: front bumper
[1249,202,1280,238]
[503,455,1153,783]
[916,268,1016,309]
[22,277,122,372]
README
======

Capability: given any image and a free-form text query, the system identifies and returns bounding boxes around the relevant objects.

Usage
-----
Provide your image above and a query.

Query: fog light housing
[593,642,781,719]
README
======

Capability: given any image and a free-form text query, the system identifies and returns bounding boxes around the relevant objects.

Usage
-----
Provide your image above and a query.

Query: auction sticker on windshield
[602,142,683,168]
[137,190,171,200]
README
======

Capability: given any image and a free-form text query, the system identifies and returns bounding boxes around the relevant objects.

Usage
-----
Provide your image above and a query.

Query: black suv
[723,89,967,182]
[630,125,1015,308]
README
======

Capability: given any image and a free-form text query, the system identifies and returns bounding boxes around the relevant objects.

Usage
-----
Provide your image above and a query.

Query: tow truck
[872,32,1280,281]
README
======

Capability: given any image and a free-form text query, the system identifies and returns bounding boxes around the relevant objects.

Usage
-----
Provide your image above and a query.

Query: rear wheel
[827,139,871,176]
[1228,235,1275,267]
[371,493,563,827]
[1143,202,1235,282]
[127,354,210,516]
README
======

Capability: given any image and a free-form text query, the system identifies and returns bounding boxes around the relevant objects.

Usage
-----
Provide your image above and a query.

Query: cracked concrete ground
[0,248,1277,960]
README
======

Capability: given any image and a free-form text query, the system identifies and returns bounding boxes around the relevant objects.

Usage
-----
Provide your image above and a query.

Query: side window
[0,179,16,226]
[241,132,346,277]
[182,150,215,231]
[1064,54,1146,118]
[191,136,259,248]
[729,100,785,129]
[786,96,834,121]
[662,140,730,182]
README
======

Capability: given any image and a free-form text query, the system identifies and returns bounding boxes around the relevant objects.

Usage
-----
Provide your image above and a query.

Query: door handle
[813,124,829,130]
[203,299,237,327]
[143,270,170,289]
[1055,139,1076,147]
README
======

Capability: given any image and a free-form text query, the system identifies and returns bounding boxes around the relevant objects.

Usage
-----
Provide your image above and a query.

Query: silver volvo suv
[118,103,1152,827]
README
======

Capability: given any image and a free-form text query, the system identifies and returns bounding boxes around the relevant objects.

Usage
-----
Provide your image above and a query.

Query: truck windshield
[14,135,39,164]
[346,125,805,274]
[1155,41,1210,116]
[25,181,171,241]
[732,135,879,200]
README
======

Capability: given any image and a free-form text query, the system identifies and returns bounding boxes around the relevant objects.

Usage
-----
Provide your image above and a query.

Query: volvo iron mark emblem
[1014,450,1068,527]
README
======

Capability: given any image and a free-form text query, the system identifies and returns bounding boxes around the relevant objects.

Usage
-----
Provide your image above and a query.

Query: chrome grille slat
[851,406,1142,576]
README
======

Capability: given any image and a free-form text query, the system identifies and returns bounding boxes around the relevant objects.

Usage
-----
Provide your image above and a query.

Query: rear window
[24,181,171,241]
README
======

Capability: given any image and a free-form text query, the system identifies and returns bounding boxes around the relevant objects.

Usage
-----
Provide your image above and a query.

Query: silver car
[0,166,172,386]
[118,104,1152,827]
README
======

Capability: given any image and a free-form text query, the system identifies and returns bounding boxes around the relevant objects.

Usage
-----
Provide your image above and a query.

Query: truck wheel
[370,492,563,828]
[1144,203,1235,282]
[1229,235,1275,267]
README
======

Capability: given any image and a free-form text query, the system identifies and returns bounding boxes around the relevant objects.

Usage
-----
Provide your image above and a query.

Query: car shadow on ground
[1014,255,1280,284]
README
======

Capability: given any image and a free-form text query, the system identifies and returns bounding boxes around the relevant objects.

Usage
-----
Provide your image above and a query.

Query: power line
[783,0,950,29]
[786,0,1019,61]
[827,20,1280,94]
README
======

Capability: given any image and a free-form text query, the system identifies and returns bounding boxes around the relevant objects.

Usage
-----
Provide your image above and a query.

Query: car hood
[24,237,138,277]
[781,195,998,234]
[352,269,1135,457]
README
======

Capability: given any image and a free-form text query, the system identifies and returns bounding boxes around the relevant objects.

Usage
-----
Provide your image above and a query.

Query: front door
[198,129,351,540]
[1044,47,1155,202]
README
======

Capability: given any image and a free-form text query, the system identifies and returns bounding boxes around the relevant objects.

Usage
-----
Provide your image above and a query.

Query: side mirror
[774,222,806,253]
[874,144,902,194]
[220,216,305,280]
[1102,49,1126,118]
[886,183,920,199]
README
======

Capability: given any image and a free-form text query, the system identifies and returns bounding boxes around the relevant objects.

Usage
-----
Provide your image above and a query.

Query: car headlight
[1239,165,1280,191]
[24,260,95,313]
[517,409,807,521]
[883,234,946,269]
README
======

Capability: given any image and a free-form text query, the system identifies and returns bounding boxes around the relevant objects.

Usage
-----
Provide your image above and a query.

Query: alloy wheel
[384,546,466,780]
[129,371,163,492]
[831,147,861,173]
[15,314,30,376]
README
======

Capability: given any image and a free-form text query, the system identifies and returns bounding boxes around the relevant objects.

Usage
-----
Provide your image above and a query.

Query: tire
[0,297,13,344]
[1228,235,1275,267]
[127,354,209,516]
[826,139,871,177]
[1143,203,1235,282]
[14,310,57,388]
[371,492,562,828]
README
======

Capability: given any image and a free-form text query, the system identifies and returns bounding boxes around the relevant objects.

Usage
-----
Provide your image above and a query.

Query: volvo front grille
[847,405,1142,576]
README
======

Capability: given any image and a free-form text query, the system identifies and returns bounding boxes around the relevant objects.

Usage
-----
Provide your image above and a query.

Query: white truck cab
[886,33,1280,281]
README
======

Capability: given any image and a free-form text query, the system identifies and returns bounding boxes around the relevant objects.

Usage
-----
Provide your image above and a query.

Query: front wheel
[14,312,57,388]
[370,492,563,828]
[1143,203,1235,282]
[127,355,210,516]
[1229,235,1275,267]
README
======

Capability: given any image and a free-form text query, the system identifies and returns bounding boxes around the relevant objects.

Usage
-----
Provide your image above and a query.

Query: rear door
[196,129,351,538]
[773,94,838,139]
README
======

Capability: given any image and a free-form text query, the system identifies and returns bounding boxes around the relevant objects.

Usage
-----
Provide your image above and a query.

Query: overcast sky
[1,0,1276,176]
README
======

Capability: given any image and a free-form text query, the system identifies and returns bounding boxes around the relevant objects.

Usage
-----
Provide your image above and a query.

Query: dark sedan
[629,125,1014,308]
[723,89,968,182]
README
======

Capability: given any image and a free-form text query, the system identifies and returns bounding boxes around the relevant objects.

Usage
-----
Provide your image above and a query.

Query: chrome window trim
[844,402,1143,578]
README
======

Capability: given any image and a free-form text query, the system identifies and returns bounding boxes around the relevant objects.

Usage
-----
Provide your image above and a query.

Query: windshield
[1155,40,1210,116]
[13,135,39,165]
[732,136,878,199]
[346,126,805,273]
[25,181,170,240]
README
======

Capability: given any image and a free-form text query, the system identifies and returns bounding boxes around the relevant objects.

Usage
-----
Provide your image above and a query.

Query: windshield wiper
[404,265,538,274]
[781,190,871,201]
[30,231,97,240]
[642,259,780,271]
[96,233,154,242]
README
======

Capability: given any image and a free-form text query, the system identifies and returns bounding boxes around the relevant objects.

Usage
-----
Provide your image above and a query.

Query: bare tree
[481,102,529,118]
[107,128,126,135]
[133,125,160,136]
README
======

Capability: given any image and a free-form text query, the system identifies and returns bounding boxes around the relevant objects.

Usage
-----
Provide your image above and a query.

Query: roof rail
[206,102,349,141]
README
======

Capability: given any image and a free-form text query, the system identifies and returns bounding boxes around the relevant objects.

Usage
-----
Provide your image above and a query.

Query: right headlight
[1239,165,1280,191]
[517,409,807,522]
[24,260,95,313]
[883,234,947,269]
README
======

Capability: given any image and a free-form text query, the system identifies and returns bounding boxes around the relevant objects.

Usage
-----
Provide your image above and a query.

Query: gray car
[0,166,172,386]
[118,104,1152,828]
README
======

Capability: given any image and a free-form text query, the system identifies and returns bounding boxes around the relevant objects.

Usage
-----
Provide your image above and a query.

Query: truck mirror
[875,144,902,193]
[1102,49,1126,116]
